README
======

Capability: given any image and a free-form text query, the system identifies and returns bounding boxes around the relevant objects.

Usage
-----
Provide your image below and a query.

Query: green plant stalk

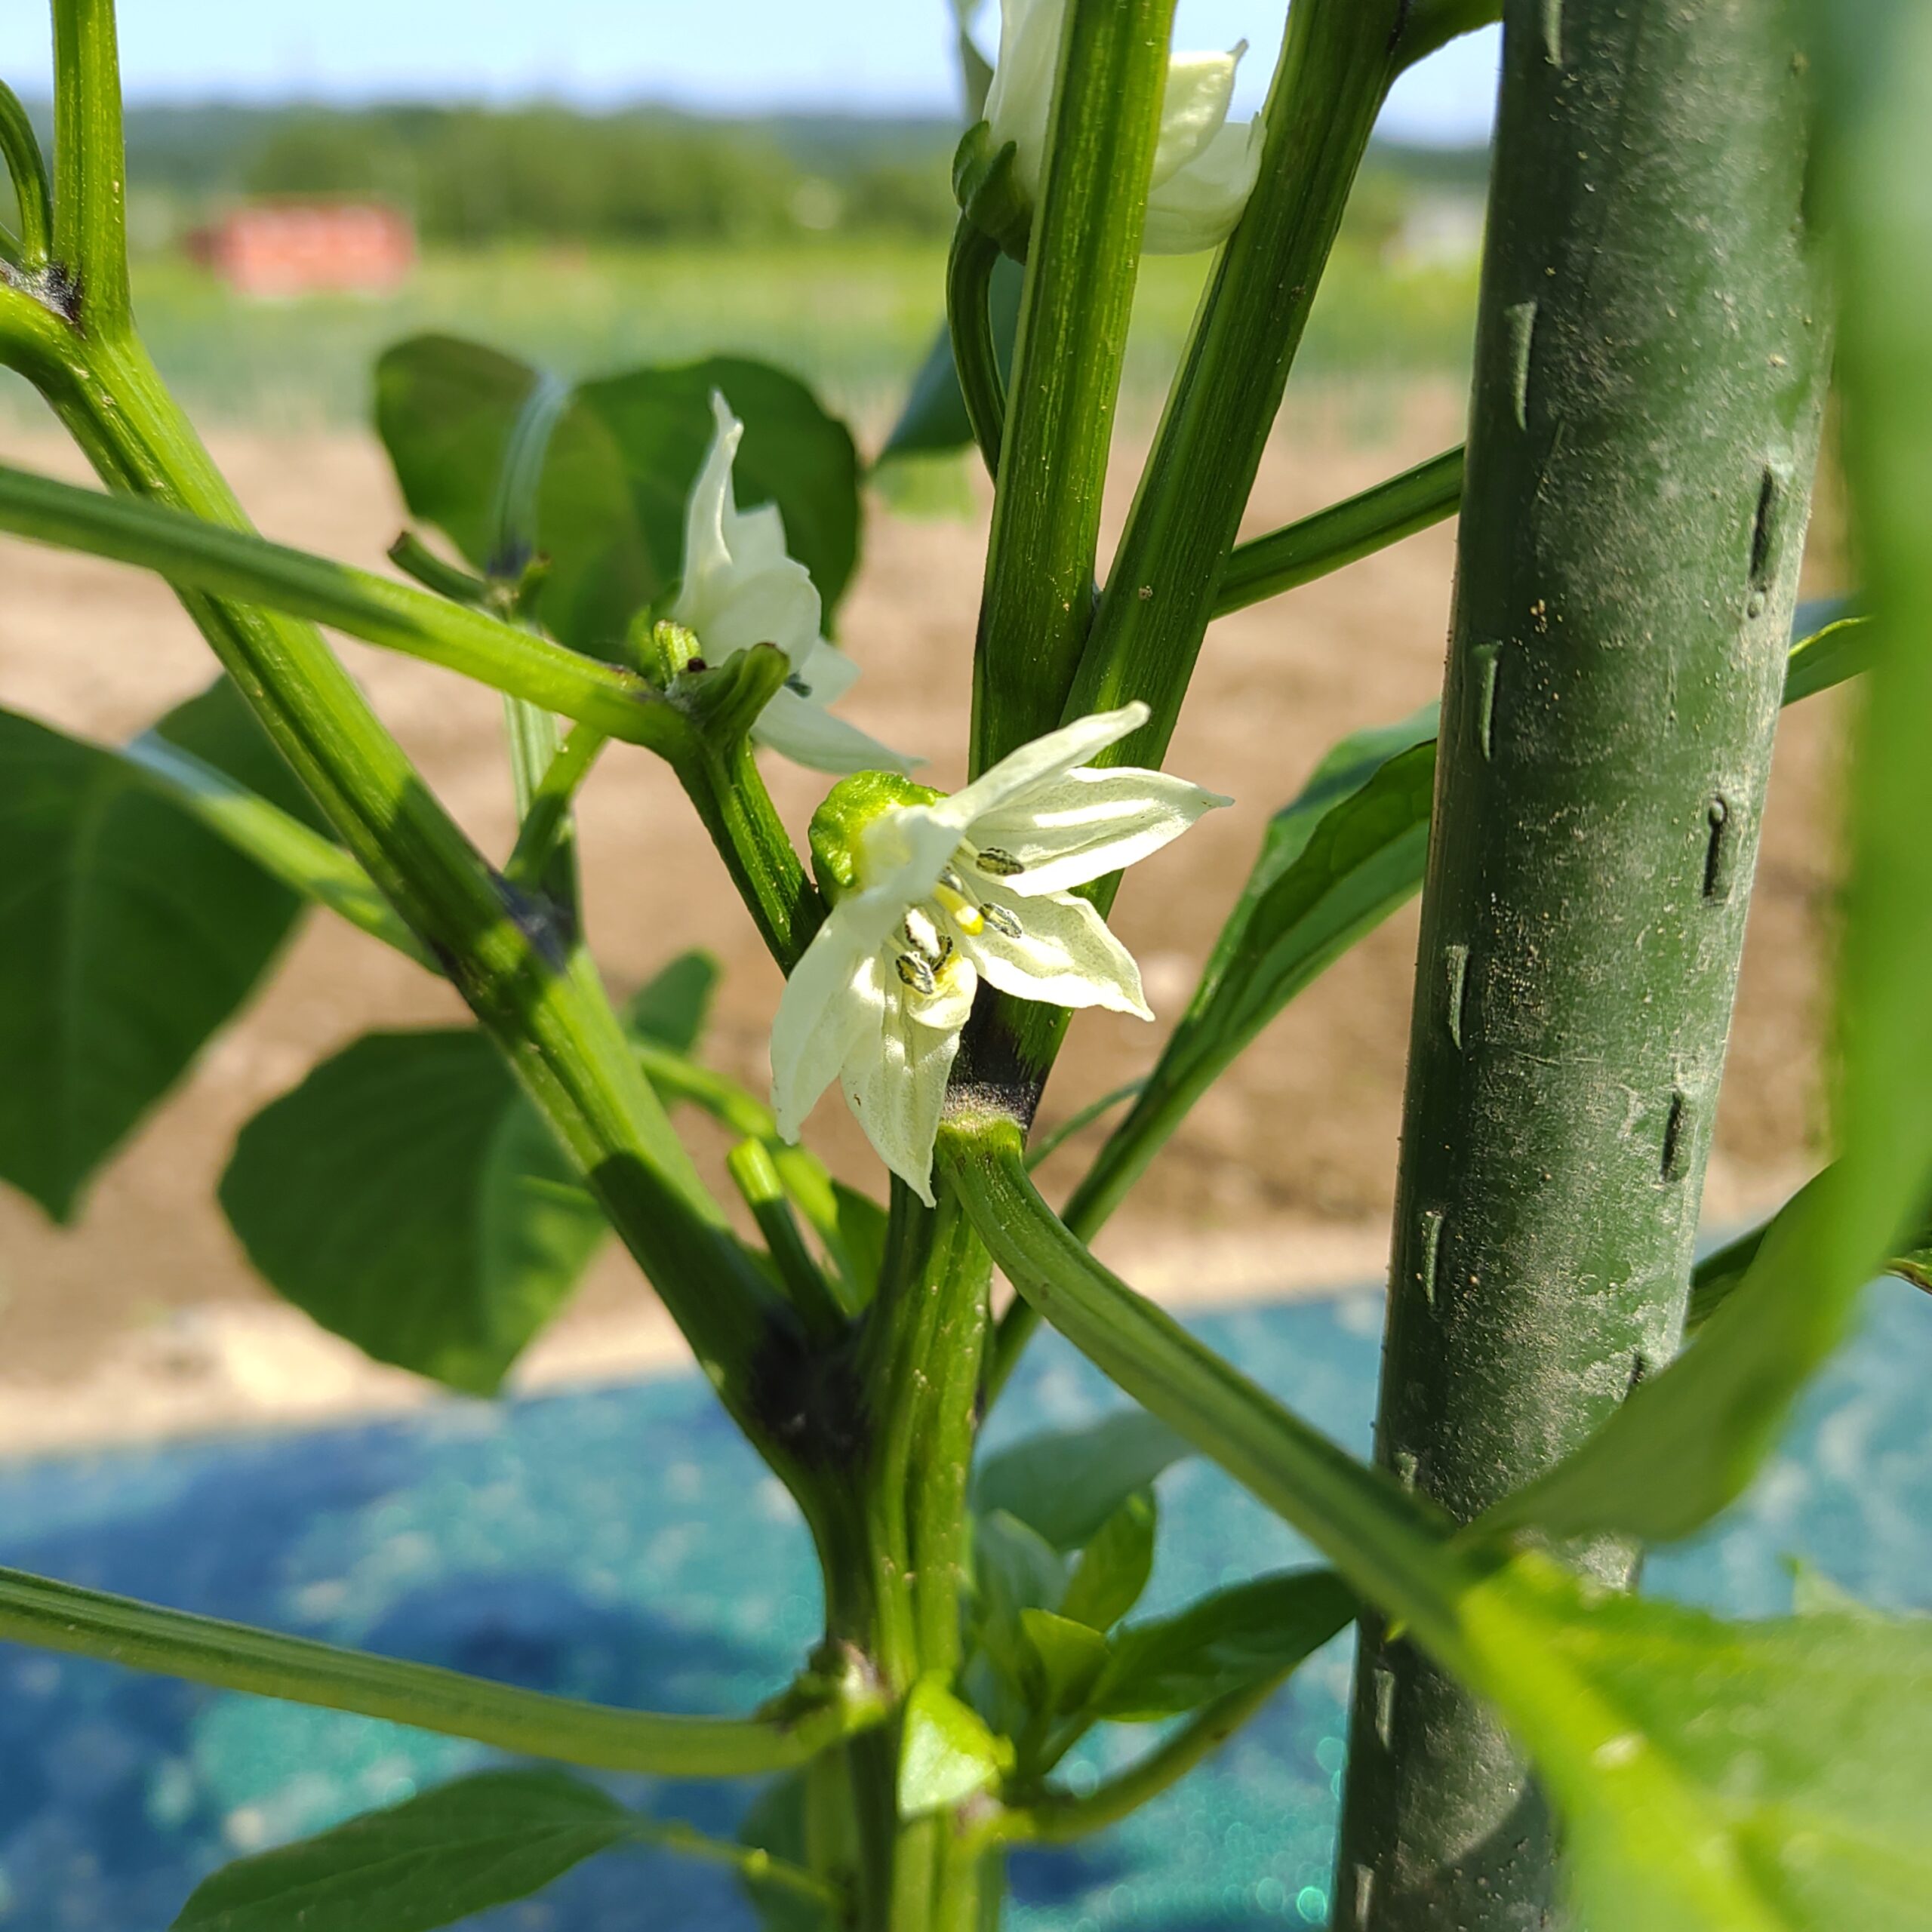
[972,0,1408,1108]
[832,1184,993,1932]
[1333,0,1834,1922]
[968,0,1175,776]
[1212,448,1464,619]
[0,1565,886,1778]
[0,461,688,749]
[1007,1676,1288,1845]
[0,80,53,267]
[51,0,128,329]
[946,215,1005,475]
[503,720,608,895]
[670,734,824,971]
[118,729,432,963]
[945,1123,1475,1663]
[727,1137,847,1343]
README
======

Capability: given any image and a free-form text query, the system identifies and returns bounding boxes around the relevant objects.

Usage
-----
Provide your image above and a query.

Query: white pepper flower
[982,0,1263,256]
[674,393,914,774]
[771,703,1229,1201]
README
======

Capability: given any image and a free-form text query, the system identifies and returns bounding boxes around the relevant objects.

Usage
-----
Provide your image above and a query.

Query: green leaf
[1059,1488,1156,1632]
[220,1029,608,1395]
[824,1180,889,1310]
[1092,1568,1355,1722]
[168,1769,632,1932]
[0,697,309,1220]
[878,254,1023,463]
[974,1509,1068,1629]
[1484,0,1932,1548]
[973,1410,1189,1552]
[622,949,719,1054]
[1686,1171,1932,1334]
[377,336,862,660]
[897,1674,1012,1820]
[1461,1559,1932,1932]
[1017,1608,1112,1715]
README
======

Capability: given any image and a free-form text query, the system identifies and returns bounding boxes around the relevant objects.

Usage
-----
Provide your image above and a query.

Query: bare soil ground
[0,386,1845,1450]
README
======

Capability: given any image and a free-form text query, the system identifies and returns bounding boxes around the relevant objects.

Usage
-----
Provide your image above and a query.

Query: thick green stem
[969,0,1175,774]
[0,1566,886,1778]
[969,0,1406,1107]
[1334,2,1833,1925]
[51,0,129,332]
[828,1185,992,1932]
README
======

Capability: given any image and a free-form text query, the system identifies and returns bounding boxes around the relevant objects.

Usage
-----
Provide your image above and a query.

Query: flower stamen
[896,952,938,995]
[974,847,1026,878]
[980,902,1023,940]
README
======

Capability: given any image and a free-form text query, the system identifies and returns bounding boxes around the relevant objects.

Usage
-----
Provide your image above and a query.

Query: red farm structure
[186,201,417,299]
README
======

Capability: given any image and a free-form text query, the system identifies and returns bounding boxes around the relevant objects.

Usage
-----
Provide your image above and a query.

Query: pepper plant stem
[1332,2,1833,1923]
[969,0,1175,776]
[0,1565,886,1778]
[973,0,1410,1107]
[1212,448,1465,619]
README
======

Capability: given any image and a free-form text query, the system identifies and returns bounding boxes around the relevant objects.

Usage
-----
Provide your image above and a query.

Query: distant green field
[2,239,1476,441]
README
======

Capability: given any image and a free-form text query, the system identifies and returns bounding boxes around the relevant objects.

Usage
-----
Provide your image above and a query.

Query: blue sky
[0,3,1499,141]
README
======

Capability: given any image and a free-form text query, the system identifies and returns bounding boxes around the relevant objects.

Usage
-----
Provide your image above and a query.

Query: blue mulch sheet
[0,1280,1926,1930]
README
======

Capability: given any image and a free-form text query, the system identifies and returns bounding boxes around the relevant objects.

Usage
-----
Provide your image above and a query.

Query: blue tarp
[1,1281,1926,1929]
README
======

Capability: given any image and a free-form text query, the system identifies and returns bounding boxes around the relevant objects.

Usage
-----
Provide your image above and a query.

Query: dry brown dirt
[0,386,1846,1446]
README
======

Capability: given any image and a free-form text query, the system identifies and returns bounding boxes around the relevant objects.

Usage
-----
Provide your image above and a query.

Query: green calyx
[953,122,1032,263]
[809,771,945,901]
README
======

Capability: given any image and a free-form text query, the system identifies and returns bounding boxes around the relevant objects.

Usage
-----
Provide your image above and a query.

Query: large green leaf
[220,953,718,1393]
[1460,1560,1932,1932]
[376,336,861,660]
[1058,1488,1156,1632]
[220,1027,606,1395]
[1091,1568,1355,1722]
[371,335,541,571]
[169,1770,631,1932]
[972,1409,1189,1552]
[0,681,312,1220]
[1485,0,1932,1549]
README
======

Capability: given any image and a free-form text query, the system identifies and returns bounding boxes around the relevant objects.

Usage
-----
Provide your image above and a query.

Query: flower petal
[724,497,791,577]
[841,978,963,1205]
[964,882,1152,1019]
[945,703,1152,829]
[861,802,974,905]
[771,902,891,1139]
[968,765,1230,897]
[755,686,920,776]
[678,392,743,610]
[1143,120,1263,255]
[687,558,823,662]
[788,637,862,706]
[1151,49,1241,189]
[902,949,979,1034]
[983,0,1066,198]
